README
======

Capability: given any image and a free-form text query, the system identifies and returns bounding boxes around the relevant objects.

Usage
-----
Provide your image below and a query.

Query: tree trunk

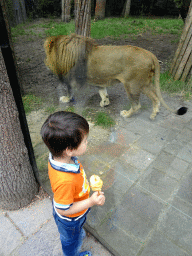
[94,0,106,21]
[0,0,39,210]
[122,0,131,18]
[75,0,91,37]
[61,0,71,22]
[0,53,39,210]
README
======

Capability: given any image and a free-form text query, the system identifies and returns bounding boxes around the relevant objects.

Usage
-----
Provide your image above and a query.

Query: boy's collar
[49,153,80,173]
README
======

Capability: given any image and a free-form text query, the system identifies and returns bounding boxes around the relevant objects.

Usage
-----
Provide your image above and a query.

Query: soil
[2,18,183,189]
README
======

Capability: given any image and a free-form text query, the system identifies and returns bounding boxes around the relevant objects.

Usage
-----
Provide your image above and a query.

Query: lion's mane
[44,34,98,77]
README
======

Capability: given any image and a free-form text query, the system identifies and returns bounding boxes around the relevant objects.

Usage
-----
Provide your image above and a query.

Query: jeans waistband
[53,200,90,222]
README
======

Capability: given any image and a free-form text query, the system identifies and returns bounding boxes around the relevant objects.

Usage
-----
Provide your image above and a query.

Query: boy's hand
[90,191,105,206]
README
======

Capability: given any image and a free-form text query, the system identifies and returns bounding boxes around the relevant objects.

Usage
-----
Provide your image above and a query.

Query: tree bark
[94,0,106,21]
[61,0,71,22]
[0,0,38,210]
[0,53,39,210]
[123,0,131,18]
[75,0,91,37]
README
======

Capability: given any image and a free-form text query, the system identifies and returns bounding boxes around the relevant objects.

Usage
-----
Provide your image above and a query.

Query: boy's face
[71,134,88,156]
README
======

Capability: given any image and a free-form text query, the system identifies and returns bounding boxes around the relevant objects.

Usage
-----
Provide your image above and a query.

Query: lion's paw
[100,99,110,107]
[150,113,156,120]
[120,110,131,118]
[60,96,70,103]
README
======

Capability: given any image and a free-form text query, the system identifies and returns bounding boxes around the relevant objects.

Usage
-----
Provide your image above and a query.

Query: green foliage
[173,0,183,8]
[36,0,61,17]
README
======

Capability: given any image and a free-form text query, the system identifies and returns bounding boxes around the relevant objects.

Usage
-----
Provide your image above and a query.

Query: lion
[44,34,187,120]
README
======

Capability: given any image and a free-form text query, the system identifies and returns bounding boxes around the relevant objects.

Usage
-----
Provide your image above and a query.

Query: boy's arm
[56,191,105,216]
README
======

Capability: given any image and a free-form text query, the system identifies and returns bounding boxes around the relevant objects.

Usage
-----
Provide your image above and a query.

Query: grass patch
[11,17,184,40]
[22,94,43,114]
[91,17,183,39]
[160,72,192,100]
[82,108,115,128]
[65,106,75,112]
[45,105,57,114]
[95,112,116,128]
[43,20,75,37]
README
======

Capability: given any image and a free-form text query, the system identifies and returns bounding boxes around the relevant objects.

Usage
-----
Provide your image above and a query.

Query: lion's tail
[153,55,187,116]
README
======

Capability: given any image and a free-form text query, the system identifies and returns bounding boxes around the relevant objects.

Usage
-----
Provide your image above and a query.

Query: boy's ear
[65,147,74,157]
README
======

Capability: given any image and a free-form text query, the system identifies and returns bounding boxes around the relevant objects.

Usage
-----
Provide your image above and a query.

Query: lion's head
[44,34,98,77]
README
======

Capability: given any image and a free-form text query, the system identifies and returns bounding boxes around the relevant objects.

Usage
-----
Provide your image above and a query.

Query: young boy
[41,111,105,256]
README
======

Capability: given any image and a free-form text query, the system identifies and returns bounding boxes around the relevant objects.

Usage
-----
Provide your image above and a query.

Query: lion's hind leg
[99,88,110,107]
[142,86,160,120]
[120,92,141,118]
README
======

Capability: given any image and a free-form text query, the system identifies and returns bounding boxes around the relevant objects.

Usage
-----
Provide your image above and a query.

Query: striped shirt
[48,153,90,221]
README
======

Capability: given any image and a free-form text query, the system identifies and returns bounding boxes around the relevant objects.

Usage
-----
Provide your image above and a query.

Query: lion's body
[44,34,187,119]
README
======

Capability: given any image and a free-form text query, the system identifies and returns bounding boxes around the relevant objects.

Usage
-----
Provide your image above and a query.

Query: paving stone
[136,109,165,123]
[8,198,52,237]
[109,128,141,145]
[171,196,192,221]
[80,155,112,177]
[176,127,192,143]
[176,170,192,205]
[140,231,189,256]
[96,217,142,256]
[11,219,62,256]
[86,142,128,163]
[160,115,188,130]
[108,187,164,241]
[163,140,185,155]
[112,159,143,183]
[158,206,192,253]
[151,151,175,172]
[164,129,182,142]
[87,170,133,228]
[123,119,156,135]
[121,146,155,171]
[137,130,167,155]
[0,214,24,255]
[177,144,192,163]
[138,166,179,201]
[166,157,189,180]
[186,118,192,131]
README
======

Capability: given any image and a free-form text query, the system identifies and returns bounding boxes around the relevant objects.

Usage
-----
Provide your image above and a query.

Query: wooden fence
[170,1,192,82]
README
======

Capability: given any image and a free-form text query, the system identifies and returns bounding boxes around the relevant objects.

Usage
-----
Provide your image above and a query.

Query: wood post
[170,0,192,81]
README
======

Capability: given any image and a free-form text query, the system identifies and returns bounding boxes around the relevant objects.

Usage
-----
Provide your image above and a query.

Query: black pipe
[0,2,40,185]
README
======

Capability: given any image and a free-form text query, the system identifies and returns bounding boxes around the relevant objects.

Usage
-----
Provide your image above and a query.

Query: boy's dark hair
[41,111,89,157]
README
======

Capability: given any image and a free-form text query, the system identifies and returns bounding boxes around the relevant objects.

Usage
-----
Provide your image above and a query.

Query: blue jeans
[53,206,87,256]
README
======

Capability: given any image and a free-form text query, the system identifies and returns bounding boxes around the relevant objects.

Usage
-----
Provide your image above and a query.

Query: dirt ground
[13,18,180,110]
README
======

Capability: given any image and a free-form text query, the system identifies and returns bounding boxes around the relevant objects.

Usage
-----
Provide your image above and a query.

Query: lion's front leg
[99,88,110,107]
[58,76,74,103]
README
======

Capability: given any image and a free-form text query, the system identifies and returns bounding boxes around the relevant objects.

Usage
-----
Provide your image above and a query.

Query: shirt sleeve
[54,182,75,211]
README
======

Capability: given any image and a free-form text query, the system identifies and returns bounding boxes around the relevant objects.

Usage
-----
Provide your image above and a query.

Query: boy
[41,111,105,256]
